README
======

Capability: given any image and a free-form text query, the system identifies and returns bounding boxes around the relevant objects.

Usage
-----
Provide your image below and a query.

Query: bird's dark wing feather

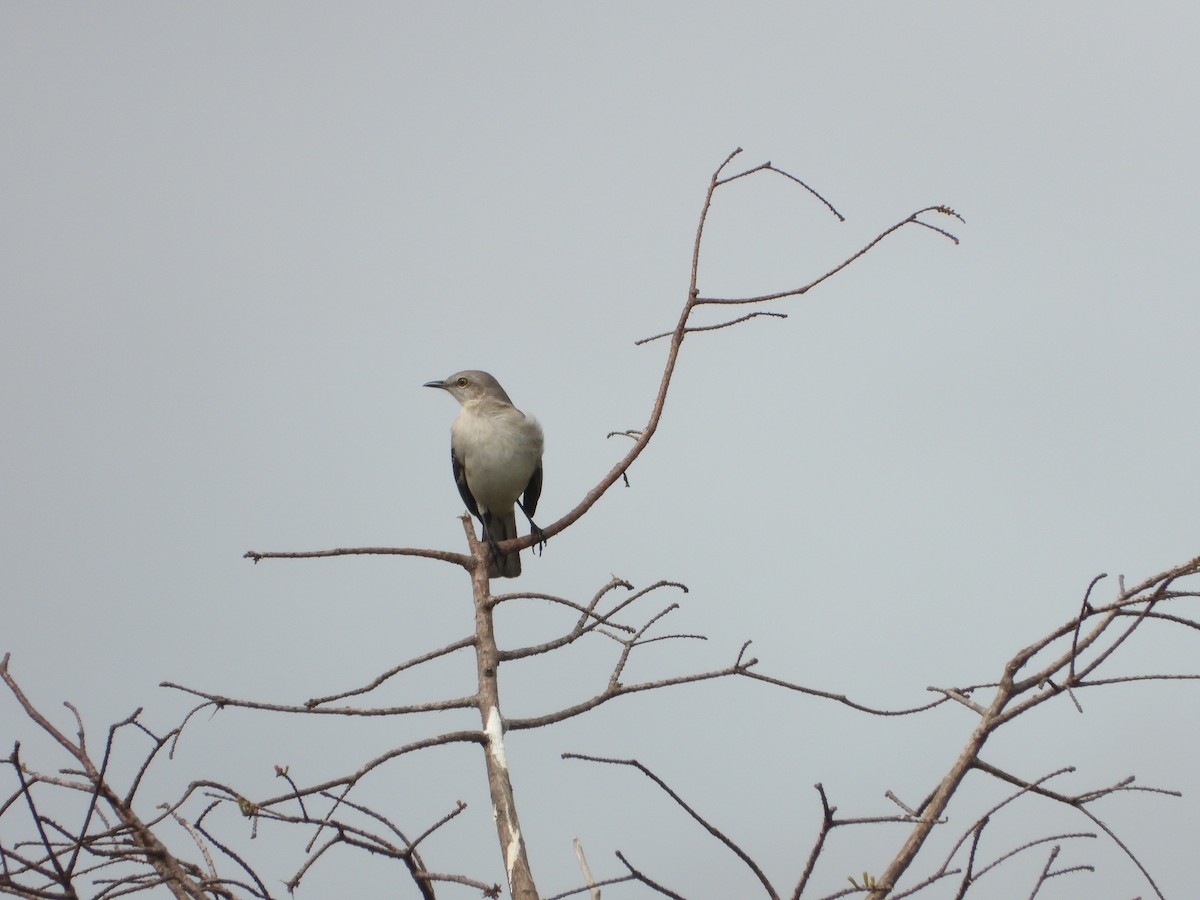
[522,463,543,519]
[452,449,481,518]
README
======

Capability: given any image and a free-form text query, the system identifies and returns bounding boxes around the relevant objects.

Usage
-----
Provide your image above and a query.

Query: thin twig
[564,753,779,900]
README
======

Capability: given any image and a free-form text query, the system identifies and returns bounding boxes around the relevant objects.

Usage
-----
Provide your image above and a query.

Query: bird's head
[423,370,514,408]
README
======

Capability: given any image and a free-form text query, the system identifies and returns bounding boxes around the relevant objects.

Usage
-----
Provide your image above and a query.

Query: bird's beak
[423,380,447,390]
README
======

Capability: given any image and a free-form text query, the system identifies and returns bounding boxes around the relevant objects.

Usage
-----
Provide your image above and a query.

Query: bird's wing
[522,462,543,519]
[452,448,482,518]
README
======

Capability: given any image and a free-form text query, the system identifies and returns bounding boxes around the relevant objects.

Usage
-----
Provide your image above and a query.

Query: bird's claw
[485,535,503,563]
[529,521,547,558]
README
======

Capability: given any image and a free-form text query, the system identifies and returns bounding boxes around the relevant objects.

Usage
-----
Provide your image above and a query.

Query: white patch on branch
[485,705,509,771]
[485,704,524,880]
[506,829,523,882]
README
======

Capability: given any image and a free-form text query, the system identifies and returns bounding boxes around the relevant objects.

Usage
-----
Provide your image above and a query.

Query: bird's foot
[529,520,547,557]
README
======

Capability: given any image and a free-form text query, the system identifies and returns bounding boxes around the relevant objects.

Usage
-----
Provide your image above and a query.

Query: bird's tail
[485,510,521,578]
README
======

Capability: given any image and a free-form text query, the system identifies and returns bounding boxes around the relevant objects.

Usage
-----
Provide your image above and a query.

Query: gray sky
[3,4,1199,898]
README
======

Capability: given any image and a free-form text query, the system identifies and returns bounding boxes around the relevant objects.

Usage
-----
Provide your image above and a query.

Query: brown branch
[1027,845,1090,898]
[791,784,835,900]
[186,817,270,900]
[976,757,1179,805]
[545,872,641,900]
[1068,573,1106,683]
[164,812,219,887]
[284,832,338,894]
[610,602,685,685]
[744,669,953,717]
[1069,586,1167,684]
[974,832,1098,893]
[636,311,788,346]
[255,731,485,807]
[614,851,686,899]
[410,799,468,851]
[158,682,477,718]
[500,150,744,552]
[506,655,753,731]
[1076,672,1200,687]
[242,545,470,566]
[949,817,988,900]
[880,869,962,900]
[418,871,502,897]
[911,766,1102,900]
[261,793,459,900]
[1110,607,1200,632]
[304,635,477,707]
[9,745,70,894]
[493,579,686,663]
[490,575,634,614]
[693,205,962,308]
[565,753,779,900]
[714,158,845,221]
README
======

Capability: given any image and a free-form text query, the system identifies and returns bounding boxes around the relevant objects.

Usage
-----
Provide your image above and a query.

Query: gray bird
[424,370,544,578]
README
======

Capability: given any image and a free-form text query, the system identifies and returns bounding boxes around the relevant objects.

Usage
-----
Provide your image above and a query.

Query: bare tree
[3,149,1195,900]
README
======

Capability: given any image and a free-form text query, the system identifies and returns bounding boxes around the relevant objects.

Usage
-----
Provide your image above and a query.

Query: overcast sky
[3,4,1199,899]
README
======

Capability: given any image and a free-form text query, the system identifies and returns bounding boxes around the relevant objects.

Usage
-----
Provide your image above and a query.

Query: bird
[424,370,544,578]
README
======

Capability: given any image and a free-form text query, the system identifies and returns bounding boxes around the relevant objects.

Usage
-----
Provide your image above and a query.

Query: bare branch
[973,832,1096,884]
[926,687,987,716]
[744,669,953,717]
[1068,573,1107,684]
[494,579,686,663]
[257,731,485,806]
[713,159,845,221]
[304,635,477,707]
[564,753,779,900]
[243,545,471,566]
[507,655,752,730]
[965,762,1169,899]
[159,681,477,718]
[546,872,641,900]
[791,784,835,900]
[693,205,962,308]
[614,851,686,899]
[636,311,788,346]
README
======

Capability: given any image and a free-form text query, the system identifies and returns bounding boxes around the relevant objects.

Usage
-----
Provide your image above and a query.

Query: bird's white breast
[451,403,544,513]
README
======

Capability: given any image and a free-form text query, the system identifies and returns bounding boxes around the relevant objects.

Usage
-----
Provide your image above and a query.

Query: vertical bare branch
[466,517,538,899]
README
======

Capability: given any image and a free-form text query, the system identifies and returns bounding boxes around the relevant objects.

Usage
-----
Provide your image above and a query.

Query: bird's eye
[457,377,469,387]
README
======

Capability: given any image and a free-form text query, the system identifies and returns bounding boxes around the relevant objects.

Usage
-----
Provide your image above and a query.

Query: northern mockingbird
[424,370,544,578]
